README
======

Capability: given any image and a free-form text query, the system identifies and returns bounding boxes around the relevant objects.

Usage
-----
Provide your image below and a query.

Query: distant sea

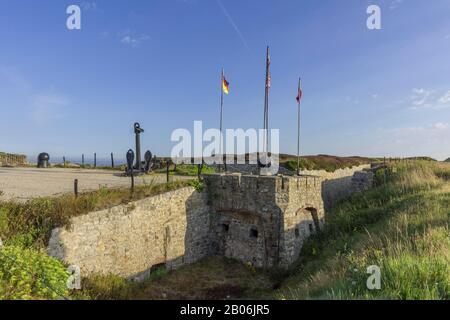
[27,154,126,166]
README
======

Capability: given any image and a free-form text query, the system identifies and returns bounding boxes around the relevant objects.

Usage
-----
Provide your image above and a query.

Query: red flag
[296,87,302,103]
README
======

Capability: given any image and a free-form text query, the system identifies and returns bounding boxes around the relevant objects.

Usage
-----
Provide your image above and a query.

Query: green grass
[275,161,449,300]
[0,180,194,250]
[0,246,70,300]
[173,164,216,176]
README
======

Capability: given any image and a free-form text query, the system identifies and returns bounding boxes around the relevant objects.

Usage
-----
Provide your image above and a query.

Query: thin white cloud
[374,122,450,160]
[438,90,450,104]
[411,88,432,108]
[408,88,450,110]
[388,0,403,10]
[432,122,449,130]
[216,0,249,50]
[120,33,150,47]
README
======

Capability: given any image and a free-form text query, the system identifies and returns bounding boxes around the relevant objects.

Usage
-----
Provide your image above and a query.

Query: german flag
[222,77,230,95]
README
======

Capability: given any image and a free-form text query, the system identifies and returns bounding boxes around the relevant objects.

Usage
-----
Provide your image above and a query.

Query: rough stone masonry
[48,169,371,280]
[205,174,324,268]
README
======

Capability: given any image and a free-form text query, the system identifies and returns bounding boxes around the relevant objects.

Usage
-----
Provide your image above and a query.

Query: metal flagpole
[297,77,301,176]
[220,68,224,172]
[263,46,270,155]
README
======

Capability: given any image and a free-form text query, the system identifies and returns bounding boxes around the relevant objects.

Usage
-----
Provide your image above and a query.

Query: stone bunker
[47,167,373,280]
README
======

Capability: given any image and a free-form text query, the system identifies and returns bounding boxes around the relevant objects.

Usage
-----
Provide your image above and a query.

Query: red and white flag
[296,86,302,103]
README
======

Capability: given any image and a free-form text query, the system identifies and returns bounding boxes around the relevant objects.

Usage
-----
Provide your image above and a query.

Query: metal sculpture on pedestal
[125,123,154,176]
[37,153,50,168]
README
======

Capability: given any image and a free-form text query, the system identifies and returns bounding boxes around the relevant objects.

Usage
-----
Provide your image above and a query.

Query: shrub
[0,246,69,300]
[188,180,205,192]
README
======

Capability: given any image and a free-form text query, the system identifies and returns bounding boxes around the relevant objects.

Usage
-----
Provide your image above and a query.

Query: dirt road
[0,167,188,202]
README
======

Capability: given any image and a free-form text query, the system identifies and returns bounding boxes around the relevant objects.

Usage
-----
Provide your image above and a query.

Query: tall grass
[277,161,449,300]
[283,156,370,172]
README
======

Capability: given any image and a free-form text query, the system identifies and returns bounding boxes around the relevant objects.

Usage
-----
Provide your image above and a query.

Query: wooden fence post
[74,179,78,197]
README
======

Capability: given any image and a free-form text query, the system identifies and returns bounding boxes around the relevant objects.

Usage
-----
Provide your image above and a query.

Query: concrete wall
[48,187,211,280]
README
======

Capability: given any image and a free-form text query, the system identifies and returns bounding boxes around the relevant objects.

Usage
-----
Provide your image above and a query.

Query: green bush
[188,180,205,192]
[0,246,69,300]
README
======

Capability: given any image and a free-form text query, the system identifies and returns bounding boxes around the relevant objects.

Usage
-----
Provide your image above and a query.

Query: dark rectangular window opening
[295,228,300,238]
[308,223,314,233]
[250,228,258,239]
[222,223,230,233]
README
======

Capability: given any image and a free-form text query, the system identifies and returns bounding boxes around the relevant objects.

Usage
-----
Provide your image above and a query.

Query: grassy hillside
[275,161,449,299]
[280,155,372,172]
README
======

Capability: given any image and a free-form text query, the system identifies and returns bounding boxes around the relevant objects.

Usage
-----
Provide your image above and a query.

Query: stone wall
[203,174,325,268]
[212,164,371,211]
[351,171,374,193]
[300,165,371,210]
[48,187,211,280]
[47,166,372,279]
[280,176,325,266]
[0,153,27,166]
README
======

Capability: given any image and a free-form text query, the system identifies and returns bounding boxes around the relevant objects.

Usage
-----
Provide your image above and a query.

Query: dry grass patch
[77,256,275,300]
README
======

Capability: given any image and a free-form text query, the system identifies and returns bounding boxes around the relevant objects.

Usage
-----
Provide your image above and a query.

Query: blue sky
[0,0,449,162]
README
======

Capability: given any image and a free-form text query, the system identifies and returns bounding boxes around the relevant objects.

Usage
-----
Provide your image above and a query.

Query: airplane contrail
[216,0,250,51]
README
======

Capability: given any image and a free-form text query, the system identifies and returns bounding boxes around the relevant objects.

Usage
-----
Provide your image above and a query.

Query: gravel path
[0,167,189,202]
